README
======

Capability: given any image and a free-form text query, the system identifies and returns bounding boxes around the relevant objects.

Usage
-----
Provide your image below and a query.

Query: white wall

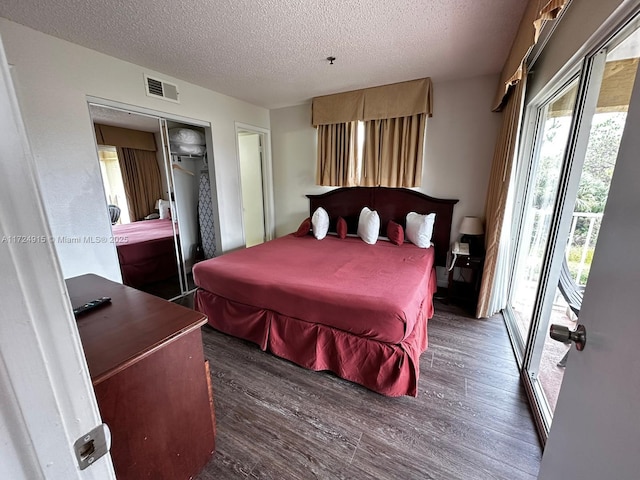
[270,74,501,242]
[0,18,270,281]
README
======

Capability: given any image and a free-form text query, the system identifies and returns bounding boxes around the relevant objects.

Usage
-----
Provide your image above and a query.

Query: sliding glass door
[505,19,640,440]
[509,80,579,351]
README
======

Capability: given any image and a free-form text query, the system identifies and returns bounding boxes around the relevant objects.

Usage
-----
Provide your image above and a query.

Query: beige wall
[270,74,502,242]
[270,103,331,237]
[0,18,270,281]
[421,75,501,234]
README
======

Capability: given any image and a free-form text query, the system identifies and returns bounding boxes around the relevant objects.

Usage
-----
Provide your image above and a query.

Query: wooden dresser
[66,274,215,479]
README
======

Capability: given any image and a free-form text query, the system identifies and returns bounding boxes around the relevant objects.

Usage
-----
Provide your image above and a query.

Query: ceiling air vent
[144,74,179,103]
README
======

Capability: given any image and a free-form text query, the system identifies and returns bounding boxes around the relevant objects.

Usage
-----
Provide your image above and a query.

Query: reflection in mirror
[164,122,213,271]
[89,104,186,300]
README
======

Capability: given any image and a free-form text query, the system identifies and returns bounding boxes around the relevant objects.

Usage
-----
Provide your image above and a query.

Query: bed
[194,187,458,396]
[112,218,179,288]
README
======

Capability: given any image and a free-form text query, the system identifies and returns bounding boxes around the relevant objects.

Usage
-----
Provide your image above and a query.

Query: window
[98,146,131,224]
[313,78,432,187]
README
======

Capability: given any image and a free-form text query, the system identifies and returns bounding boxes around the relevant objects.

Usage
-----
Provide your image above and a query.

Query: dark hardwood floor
[141,273,196,300]
[194,300,541,480]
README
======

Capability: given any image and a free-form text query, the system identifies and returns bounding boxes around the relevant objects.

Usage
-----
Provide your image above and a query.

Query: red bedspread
[194,234,437,396]
[113,219,176,262]
[194,235,435,344]
[112,219,178,287]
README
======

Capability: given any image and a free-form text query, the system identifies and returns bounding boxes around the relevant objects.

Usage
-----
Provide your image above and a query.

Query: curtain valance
[312,78,432,126]
[94,124,157,152]
[492,0,568,111]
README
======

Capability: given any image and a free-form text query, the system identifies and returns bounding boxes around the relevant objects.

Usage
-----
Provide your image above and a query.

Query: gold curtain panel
[362,115,426,188]
[477,69,528,318]
[94,124,157,151]
[316,123,357,186]
[312,78,432,126]
[116,147,163,221]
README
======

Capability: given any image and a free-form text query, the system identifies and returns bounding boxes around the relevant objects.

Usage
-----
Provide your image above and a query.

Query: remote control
[73,297,112,317]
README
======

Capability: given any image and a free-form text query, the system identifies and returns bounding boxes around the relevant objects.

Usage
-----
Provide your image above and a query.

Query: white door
[0,37,115,478]
[538,51,640,478]
[238,131,266,247]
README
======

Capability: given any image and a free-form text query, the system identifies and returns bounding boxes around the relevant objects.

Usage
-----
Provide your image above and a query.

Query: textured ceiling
[0,0,528,109]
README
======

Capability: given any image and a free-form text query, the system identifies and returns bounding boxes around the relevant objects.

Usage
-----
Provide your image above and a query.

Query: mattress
[193,234,435,344]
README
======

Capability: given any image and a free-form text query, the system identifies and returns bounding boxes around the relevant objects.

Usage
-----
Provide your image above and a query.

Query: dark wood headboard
[307,187,458,267]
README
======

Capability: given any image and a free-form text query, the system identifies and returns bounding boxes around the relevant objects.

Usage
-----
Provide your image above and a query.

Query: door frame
[0,37,115,478]
[234,122,275,245]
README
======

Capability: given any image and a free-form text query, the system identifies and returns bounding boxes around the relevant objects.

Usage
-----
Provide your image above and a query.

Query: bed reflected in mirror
[90,104,186,300]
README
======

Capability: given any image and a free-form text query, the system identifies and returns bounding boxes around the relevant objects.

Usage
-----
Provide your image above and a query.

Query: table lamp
[459,216,485,256]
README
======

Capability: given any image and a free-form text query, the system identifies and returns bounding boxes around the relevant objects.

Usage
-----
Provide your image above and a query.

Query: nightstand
[447,252,484,311]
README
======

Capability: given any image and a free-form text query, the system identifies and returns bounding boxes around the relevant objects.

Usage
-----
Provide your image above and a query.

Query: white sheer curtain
[486,168,516,315]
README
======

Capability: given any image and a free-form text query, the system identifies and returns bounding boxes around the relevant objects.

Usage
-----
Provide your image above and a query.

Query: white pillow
[357,207,380,245]
[158,199,171,220]
[311,207,330,240]
[406,212,436,248]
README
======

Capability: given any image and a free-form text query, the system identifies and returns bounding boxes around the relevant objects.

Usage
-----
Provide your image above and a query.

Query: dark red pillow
[337,217,347,239]
[387,220,404,246]
[294,217,311,237]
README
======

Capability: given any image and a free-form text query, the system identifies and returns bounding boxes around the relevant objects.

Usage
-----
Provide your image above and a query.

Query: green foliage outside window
[534,112,624,285]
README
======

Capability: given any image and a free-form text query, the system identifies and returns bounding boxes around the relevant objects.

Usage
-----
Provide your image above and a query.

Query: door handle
[549,324,587,351]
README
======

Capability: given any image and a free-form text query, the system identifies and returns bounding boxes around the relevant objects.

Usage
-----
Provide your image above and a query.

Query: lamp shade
[459,216,484,235]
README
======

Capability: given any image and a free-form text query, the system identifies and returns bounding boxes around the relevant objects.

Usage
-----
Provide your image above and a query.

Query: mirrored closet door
[89,103,213,301]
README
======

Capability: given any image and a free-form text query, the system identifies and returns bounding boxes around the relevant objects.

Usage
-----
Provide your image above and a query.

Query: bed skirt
[195,272,434,397]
